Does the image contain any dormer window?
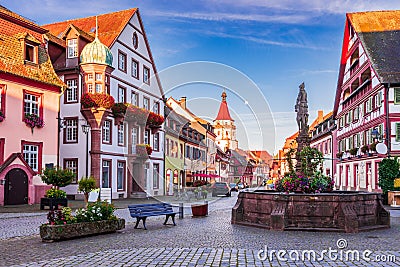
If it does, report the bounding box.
[25,44,35,62]
[67,39,78,58]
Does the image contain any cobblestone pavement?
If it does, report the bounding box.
[1,193,400,266]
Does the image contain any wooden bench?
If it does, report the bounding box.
[128,203,178,230]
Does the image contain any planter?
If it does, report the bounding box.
[114,115,125,125]
[40,218,125,242]
[40,198,68,210]
[232,191,390,233]
[191,203,208,217]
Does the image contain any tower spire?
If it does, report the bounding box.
[95,16,98,38]
[222,90,227,102]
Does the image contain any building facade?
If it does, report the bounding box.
[0,6,65,205]
[333,11,400,192]
[43,8,165,198]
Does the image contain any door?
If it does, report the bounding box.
[4,168,28,205]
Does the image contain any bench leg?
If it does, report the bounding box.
[163,215,170,225]
[142,217,147,230]
[134,218,141,229]
[163,214,177,226]
[171,214,176,226]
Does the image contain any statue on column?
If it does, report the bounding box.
[295,82,309,134]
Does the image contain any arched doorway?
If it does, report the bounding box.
[4,168,28,205]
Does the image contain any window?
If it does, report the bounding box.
[67,39,78,58]
[180,144,183,159]
[143,97,150,110]
[0,138,5,164]
[143,66,150,84]
[88,84,93,93]
[131,127,138,154]
[64,118,78,143]
[153,164,159,189]
[117,161,125,190]
[144,163,149,189]
[144,130,150,145]
[22,141,42,172]
[102,120,112,144]
[88,74,93,80]
[24,92,40,116]
[166,138,169,155]
[25,44,35,62]
[64,159,78,183]
[118,124,124,146]
[131,59,139,79]
[118,51,127,72]
[102,160,111,188]
[131,91,138,106]
[66,79,78,103]
[153,101,160,114]
[95,73,102,81]
[354,106,359,121]
[95,84,102,93]
[118,86,126,103]
[132,32,138,49]
[376,92,382,108]
[153,133,159,151]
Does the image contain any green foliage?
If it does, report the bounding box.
[78,176,97,194]
[41,167,74,188]
[75,201,116,222]
[378,157,400,193]
[285,147,296,174]
[298,146,323,177]
[45,188,66,199]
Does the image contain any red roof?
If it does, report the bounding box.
[215,92,234,121]
[42,8,137,48]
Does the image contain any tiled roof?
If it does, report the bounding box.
[44,32,66,48]
[0,32,65,88]
[349,11,400,84]
[0,5,42,32]
[42,8,137,47]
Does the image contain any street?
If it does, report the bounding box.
[0,193,400,266]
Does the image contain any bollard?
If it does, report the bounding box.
[179,202,184,219]
[204,200,208,216]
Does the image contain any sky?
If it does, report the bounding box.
[4,0,400,154]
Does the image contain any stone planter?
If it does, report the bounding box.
[40,218,125,242]
[191,203,208,217]
[232,191,390,233]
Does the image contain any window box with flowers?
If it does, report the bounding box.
[146,112,164,133]
[136,144,152,158]
[81,93,115,109]
[125,104,149,125]
[39,202,125,242]
[0,110,4,122]
[24,113,44,133]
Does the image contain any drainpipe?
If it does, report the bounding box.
[57,85,67,167]
[385,83,390,156]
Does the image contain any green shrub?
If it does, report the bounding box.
[41,166,74,188]
[75,201,116,222]
[45,188,66,198]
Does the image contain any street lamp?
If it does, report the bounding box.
[371,128,381,142]
[81,124,90,178]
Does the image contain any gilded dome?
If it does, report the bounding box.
[80,37,113,67]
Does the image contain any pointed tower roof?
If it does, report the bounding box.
[215,91,234,121]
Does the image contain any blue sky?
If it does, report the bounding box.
[4,0,400,154]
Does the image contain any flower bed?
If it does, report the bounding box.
[39,201,125,241]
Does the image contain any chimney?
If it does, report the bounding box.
[180,97,187,109]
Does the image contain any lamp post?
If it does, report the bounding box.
[82,124,90,178]
[216,157,221,181]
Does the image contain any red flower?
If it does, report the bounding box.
[81,93,115,109]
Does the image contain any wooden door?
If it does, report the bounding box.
[4,168,28,205]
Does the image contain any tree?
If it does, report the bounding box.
[40,167,74,189]
[78,176,97,208]
[298,146,324,177]
[378,158,400,194]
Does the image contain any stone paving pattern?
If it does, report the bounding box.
[0,193,399,266]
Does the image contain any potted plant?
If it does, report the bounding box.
[336,151,344,159]
[369,142,377,153]
[40,167,74,210]
[78,176,97,208]
[191,203,208,217]
[24,113,44,133]
[361,145,369,154]
[349,147,358,157]
[81,93,115,109]
[111,103,128,125]
[40,202,125,242]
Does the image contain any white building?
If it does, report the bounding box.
[44,8,165,198]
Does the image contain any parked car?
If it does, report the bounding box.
[229,183,238,192]
[237,183,244,189]
[211,182,231,197]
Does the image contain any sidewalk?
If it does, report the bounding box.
[0,194,220,214]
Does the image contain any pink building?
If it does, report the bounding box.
[333,11,400,191]
[0,6,65,205]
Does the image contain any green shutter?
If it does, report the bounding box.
[395,88,400,104]
[396,123,400,142]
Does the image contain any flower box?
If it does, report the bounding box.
[40,218,125,242]
[191,203,208,217]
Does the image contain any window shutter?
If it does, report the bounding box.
[396,123,400,142]
[395,88,400,104]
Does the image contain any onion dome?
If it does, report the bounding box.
[80,36,113,67]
